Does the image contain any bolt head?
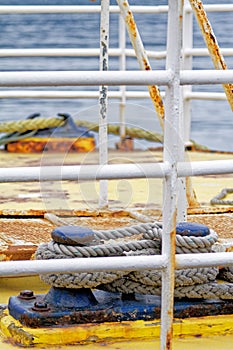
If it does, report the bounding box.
[32,300,50,312]
[34,301,48,309]
[18,290,35,300]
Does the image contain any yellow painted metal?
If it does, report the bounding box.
[0,277,49,305]
[6,136,95,153]
[1,277,233,349]
[0,149,231,211]
[1,277,233,347]
[189,0,233,111]
[1,309,233,348]
[2,328,233,350]
[2,335,233,350]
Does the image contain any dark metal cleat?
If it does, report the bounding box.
[176,222,210,237]
[51,226,97,246]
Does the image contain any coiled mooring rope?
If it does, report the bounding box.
[34,221,233,300]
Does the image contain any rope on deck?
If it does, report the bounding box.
[35,222,233,300]
[0,117,64,133]
[0,117,212,153]
[0,117,163,143]
[210,188,233,206]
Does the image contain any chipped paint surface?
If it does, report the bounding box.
[6,137,95,153]
[189,0,233,111]
[125,10,137,38]
[0,245,36,261]
[148,85,165,125]
[2,307,233,348]
[165,211,177,350]
[186,177,200,208]
[117,0,165,128]
[2,275,233,348]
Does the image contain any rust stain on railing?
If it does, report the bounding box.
[118,0,165,129]
[189,0,233,111]
[118,0,199,210]
[125,9,137,38]
[163,210,177,350]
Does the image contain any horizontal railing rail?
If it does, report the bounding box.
[1,48,233,58]
[0,4,233,14]
[1,251,233,277]
[0,5,169,14]
[0,159,232,182]
[0,70,233,86]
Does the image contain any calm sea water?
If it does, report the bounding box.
[0,0,232,151]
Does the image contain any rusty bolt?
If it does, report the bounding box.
[32,300,50,312]
[18,290,35,300]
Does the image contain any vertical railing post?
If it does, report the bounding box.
[119,15,126,140]
[161,0,183,348]
[178,0,188,221]
[99,0,110,208]
[182,0,193,146]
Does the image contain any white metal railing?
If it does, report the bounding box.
[0,2,233,350]
[0,3,232,143]
[0,158,232,182]
[2,251,233,277]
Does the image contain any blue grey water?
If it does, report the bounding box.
[0,0,232,152]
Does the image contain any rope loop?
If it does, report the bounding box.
[35,221,233,299]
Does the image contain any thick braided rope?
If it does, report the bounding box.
[35,223,229,300]
[0,118,163,143]
[45,214,218,254]
[99,280,233,300]
[144,226,218,253]
[218,267,233,282]
[36,239,161,260]
[41,271,128,289]
[130,268,219,288]
[0,118,209,150]
[97,268,218,295]
[175,283,233,300]
[0,117,64,133]
[36,229,161,288]
[92,222,159,240]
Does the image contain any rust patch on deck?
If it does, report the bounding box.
[0,206,232,261]
[6,138,95,153]
[0,245,37,261]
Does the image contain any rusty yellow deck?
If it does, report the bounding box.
[0,148,232,212]
[0,149,233,349]
[0,148,232,256]
[1,277,233,349]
